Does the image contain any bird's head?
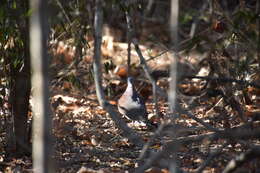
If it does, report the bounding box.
[127,76,134,85]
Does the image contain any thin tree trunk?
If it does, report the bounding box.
[169,0,179,171]
[30,0,53,172]
[9,0,31,155]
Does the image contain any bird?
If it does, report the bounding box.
[118,77,154,127]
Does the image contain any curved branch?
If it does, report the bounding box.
[125,10,161,117]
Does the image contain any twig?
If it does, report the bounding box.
[125,10,160,116]
[220,86,246,122]
[138,122,166,161]
[144,0,155,17]
[223,146,260,173]
[136,125,260,172]
[146,28,210,63]
[135,132,214,173]
[214,1,257,50]
[137,123,211,170]
[55,0,72,25]
[126,9,132,75]
[189,1,209,38]
[182,75,260,88]
[176,102,221,133]
[196,142,227,173]
[256,0,260,66]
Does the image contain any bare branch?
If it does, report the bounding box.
[125,10,160,116]
[146,28,210,63]
[189,1,209,38]
[176,102,221,133]
[136,125,260,172]
[125,10,132,75]
[182,75,260,89]
[55,0,72,25]
[257,0,260,66]
[196,142,228,173]
[223,147,260,173]
[138,122,166,161]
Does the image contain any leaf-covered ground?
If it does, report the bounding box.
[48,36,260,172]
[1,26,260,172]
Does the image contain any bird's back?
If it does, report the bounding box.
[118,78,148,121]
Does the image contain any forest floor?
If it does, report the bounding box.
[48,83,240,173]
[1,27,260,173]
[41,35,260,172]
